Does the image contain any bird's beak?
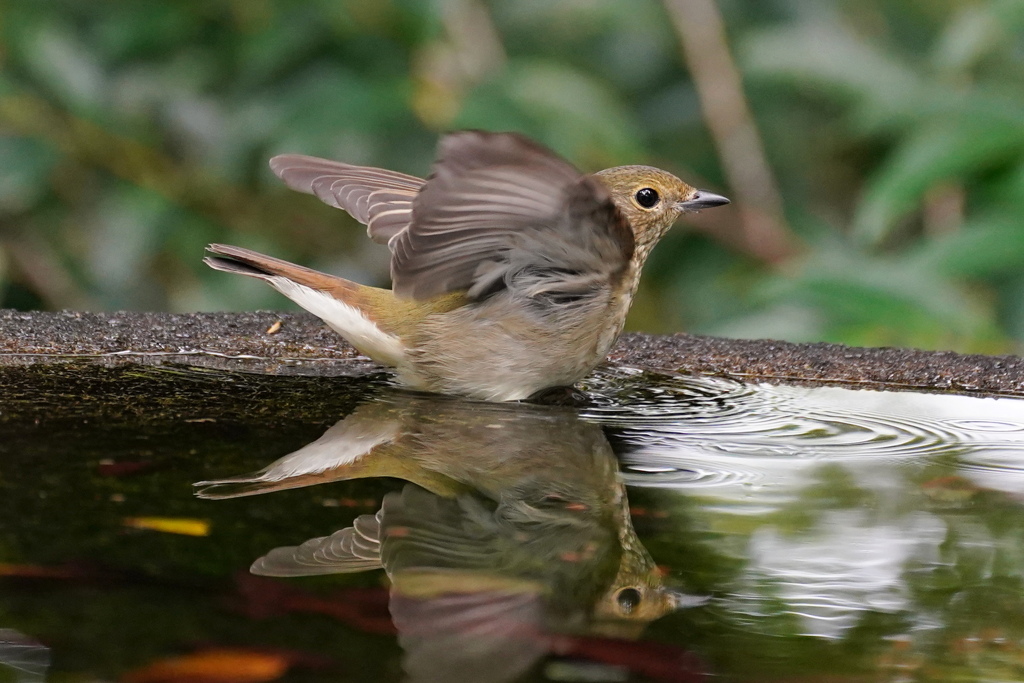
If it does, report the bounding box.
[666,588,712,610]
[679,190,730,211]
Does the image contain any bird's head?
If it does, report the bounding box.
[593,165,729,254]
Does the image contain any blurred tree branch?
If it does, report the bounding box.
[663,0,800,264]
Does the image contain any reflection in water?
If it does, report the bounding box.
[197,393,695,683]
[585,372,1024,499]
[0,630,49,683]
[9,365,1024,681]
[584,370,1024,647]
[184,368,1024,679]
[728,509,947,639]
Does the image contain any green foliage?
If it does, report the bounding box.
[1,0,1022,353]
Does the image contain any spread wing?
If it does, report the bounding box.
[270,132,635,302]
[390,131,635,300]
[269,154,425,245]
[250,511,383,576]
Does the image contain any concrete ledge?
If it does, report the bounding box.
[2,309,1023,398]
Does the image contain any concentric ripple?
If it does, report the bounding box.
[581,367,1024,496]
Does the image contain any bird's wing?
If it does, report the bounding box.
[391,590,546,683]
[390,130,635,300]
[270,154,425,245]
[250,511,384,576]
[381,484,551,683]
[377,485,505,574]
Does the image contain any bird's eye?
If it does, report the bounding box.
[616,587,642,614]
[634,188,660,208]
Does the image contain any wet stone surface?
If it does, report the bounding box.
[2,309,1023,397]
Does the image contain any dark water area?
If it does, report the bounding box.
[2,365,1024,682]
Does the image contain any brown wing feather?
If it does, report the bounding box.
[390,131,635,301]
[270,154,425,245]
[250,512,383,576]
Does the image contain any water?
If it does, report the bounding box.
[3,365,1024,682]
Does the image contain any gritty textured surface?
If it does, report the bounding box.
[2,309,1023,397]
[612,332,1024,397]
[0,309,370,376]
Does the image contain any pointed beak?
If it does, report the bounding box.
[667,589,712,610]
[679,190,730,211]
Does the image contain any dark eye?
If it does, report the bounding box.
[616,587,642,614]
[635,187,659,208]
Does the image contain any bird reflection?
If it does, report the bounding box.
[196,393,693,683]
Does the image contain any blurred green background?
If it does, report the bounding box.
[1,0,1023,354]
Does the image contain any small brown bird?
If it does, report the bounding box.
[206,131,728,400]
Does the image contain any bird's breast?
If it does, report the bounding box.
[397,285,631,401]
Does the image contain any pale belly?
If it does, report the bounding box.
[398,293,630,401]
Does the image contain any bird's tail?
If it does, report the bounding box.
[205,243,407,366]
[205,243,341,287]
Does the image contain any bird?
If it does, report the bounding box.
[205,130,729,401]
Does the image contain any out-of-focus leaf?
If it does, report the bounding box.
[269,65,409,160]
[852,118,1024,245]
[491,0,631,40]
[742,20,922,129]
[444,83,533,140]
[801,260,982,330]
[994,162,1024,204]
[647,234,759,332]
[111,51,222,123]
[234,11,328,91]
[90,5,200,62]
[0,137,58,213]
[752,240,998,349]
[932,4,1004,74]
[913,212,1024,279]
[705,303,825,345]
[86,184,173,308]
[122,517,211,537]
[458,60,643,167]
[933,0,1024,73]
[120,649,289,683]
[18,22,107,114]
[0,72,16,97]
[997,275,1024,342]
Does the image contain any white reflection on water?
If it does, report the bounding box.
[0,629,50,683]
[586,373,1024,511]
[729,510,947,639]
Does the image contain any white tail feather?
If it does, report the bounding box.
[268,276,406,366]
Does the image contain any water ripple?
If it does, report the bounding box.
[581,367,1024,495]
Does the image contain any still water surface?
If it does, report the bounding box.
[3,366,1024,682]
